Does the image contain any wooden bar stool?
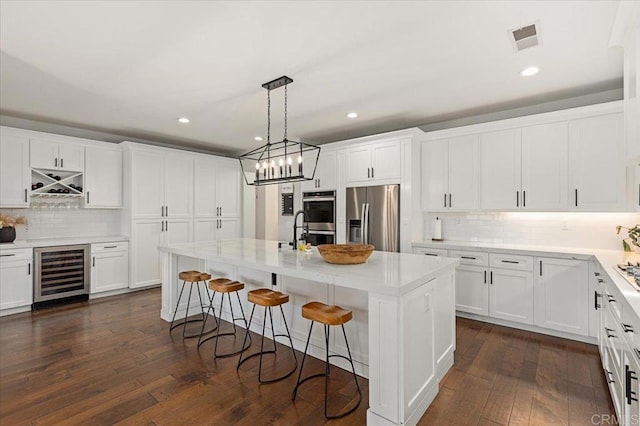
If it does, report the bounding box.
[236,288,298,383]
[169,270,213,339]
[198,278,251,358]
[291,301,362,419]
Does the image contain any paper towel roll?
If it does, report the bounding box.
[432,217,442,241]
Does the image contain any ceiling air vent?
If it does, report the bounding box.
[510,23,540,52]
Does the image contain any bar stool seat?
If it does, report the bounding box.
[237,288,297,384]
[170,270,214,339]
[198,278,251,358]
[292,301,362,419]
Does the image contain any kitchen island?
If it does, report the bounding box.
[159,238,458,425]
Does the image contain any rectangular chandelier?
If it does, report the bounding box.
[238,76,321,186]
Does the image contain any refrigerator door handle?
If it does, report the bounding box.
[360,203,367,244]
[364,203,370,244]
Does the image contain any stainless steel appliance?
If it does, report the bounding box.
[302,191,336,246]
[346,185,400,252]
[34,244,90,305]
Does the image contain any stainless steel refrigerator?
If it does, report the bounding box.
[346,185,400,252]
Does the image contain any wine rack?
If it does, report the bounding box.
[30,168,84,198]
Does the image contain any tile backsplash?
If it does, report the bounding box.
[0,208,122,240]
[423,212,640,250]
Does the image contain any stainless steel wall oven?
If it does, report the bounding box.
[302,190,336,246]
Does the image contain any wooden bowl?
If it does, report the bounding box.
[316,244,375,265]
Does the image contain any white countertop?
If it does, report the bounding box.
[412,239,640,319]
[0,235,128,249]
[160,238,459,296]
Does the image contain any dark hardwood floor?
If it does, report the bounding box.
[0,288,614,425]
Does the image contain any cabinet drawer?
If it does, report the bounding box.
[621,301,640,352]
[489,253,533,271]
[448,250,488,266]
[91,241,128,253]
[0,248,32,262]
[604,279,624,321]
[413,247,448,257]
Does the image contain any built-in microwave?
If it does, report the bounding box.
[302,191,336,245]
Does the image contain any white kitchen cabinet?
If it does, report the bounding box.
[433,271,456,381]
[302,150,337,191]
[534,257,589,336]
[130,220,163,288]
[421,135,479,211]
[84,146,122,208]
[0,248,32,314]
[130,150,193,219]
[345,140,401,185]
[30,138,84,172]
[623,342,640,426]
[489,268,533,325]
[194,218,239,242]
[0,128,30,208]
[333,286,368,365]
[480,129,522,210]
[455,265,488,316]
[215,164,240,218]
[91,242,128,293]
[569,113,625,211]
[521,122,568,210]
[165,219,193,247]
[194,158,240,219]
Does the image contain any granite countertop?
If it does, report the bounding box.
[160,238,459,296]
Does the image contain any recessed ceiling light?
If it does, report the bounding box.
[347,112,358,118]
[177,117,190,124]
[520,66,540,77]
[254,136,263,141]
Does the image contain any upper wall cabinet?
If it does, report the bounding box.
[130,149,193,219]
[30,138,84,172]
[0,128,30,208]
[421,135,479,211]
[302,150,337,191]
[345,140,401,185]
[194,158,240,219]
[84,146,122,208]
[569,113,625,211]
[480,129,522,210]
[520,122,569,210]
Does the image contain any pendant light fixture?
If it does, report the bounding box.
[238,76,320,186]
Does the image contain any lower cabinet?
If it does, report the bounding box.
[91,242,129,293]
[489,267,533,324]
[0,248,32,314]
[194,218,240,242]
[455,265,488,315]
[534,257,589,336]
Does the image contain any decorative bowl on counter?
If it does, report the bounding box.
[317,244,375,265]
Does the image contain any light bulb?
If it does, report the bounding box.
[255,162,260,170]
[278,158,284,166]
[271,160,275,167]
[262,161,268,169]
[297,156,303,164]
[287,157,292,165]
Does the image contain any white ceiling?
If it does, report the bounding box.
[0,1,623,155]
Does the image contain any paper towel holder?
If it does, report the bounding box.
[432,216,444,242]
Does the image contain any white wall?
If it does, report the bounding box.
[422,212,640,250]
[1,207,122,240]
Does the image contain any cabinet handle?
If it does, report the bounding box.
[516,191,519,207]
[318,179,320,188]
[635,349,640,361]
[448,193,452,208]
[605,327,616,338]
[0,254,15,257]
[28,263,31,275]
[484,270,487,284]
[103,245,117,249]
[607,294,616,303]
[161,221,164,232]
[61,158,64,168]
[423,253,438,256]
[161,206,164,217]
[594,291,601,310]
[597,278,604,284]
[575,189,578,207]
[606,369,615,384]
[444,193,447,208]
[54,158,58,167]
[501,260,519,264]
[24,188,27,203]
[623,323,635,333]
[539,260,542,276]
[87,191,90,204]
[92,256,95,267]
[165,221,168,231]
[523,190,526,207]
[461,256,476,260]
[372,168,374,178]
[490,271,493,285]
[594,272,601,277]
[626,365,638,405]
[166,206,168,216]
[367,168,370,178]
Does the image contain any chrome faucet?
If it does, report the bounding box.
[292,210,309,249]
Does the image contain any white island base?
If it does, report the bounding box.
[159,239,458,425]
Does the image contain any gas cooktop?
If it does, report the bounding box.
[615,263,640,292]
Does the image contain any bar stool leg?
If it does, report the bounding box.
[341,324,362,407]
[205,291,251,358]
[169,280,188,331]
[197,289,219,347]
[292,322,315,400]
